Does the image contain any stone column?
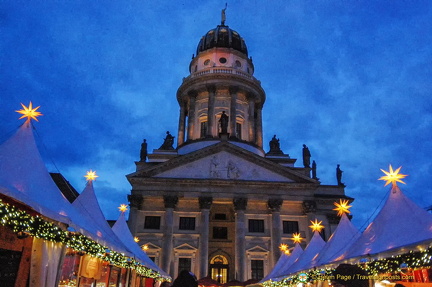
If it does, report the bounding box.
[256,107,263,147]
[127,194,143,234]
[187,92,197,141]
[162,195,178,273]
[268,199,283,266]
[198,197,212,278]
[229,87,238,137]
[207,86,216,138]
[177,103,186,146]
[233,197,247,281]
[248,98,255,142]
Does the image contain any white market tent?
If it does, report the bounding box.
[260,243,303,283]
[263,180,432,284]
[341,184,432,260]
[314,212,360,265]
[0,122,105,242]
[72,181,134,258]
[282,231,326,275]
[112,211,170,278]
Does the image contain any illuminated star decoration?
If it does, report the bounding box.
[309,219,324,232]
[379,165,407,187]
[142,244,149,251]
[333,199,352,217]
[84,170,99,182]
[291,232,303,244]
[134,237,139,243]
[279,243,290,254]
[118,204,128,213]
[16,102,43,122]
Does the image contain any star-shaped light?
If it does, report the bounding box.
[134,237,139,243]
[279,243,290,255]
[333,199,352,217]
[84,170,98,181]
[309,219,324,232]
[291,232,303,244]
[379,165,407,187]
[118,204,128,213]
[16,102,43,122]
[142,244,149,251]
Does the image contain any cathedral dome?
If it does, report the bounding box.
[196,25,248,56]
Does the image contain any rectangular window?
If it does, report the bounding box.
[251,260,264,280]
[282,221,299,234]
[214,213,227,220]
[248,219,264,233]
[213,227,228,239]
[178,258,192,273]
[179,217,196,230]
[200,121,208,138]
[236,123,242,139]
[144,216,161,230]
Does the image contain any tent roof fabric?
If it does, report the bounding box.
[112,212,170,278]
[342,185,432,259]
[0,123,132,258]
[281,232,325,276]
[315,213,360,265]
[261,243,303,282]
[72,182,134,257]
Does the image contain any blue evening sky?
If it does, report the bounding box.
[1,1,431,229]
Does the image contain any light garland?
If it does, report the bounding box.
[262,248,432,286]
[0,199,169,281]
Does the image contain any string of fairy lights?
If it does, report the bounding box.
[0,198,167,279]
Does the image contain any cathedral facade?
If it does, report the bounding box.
[126,18,350,283]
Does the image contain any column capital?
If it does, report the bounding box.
[233,197,248,211]
[267,199,283,212]
[163,195,179,209]
[206,85,217,94]
[302,200,317,214]
[229,86,239,94]
[128,194,143,210]
[188,90,198,98]
[199,196,213,209]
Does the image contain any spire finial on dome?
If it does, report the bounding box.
[221,3,227,26]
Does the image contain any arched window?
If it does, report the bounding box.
[210,255,228,283]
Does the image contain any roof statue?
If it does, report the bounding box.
[221,3,227,26]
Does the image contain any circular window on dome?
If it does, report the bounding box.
[204,59,210,66]
[235,60,241,68]
[219,57,227,64]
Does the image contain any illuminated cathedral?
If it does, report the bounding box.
[126,13,349,283]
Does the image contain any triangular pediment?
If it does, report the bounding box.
[174,243,197,251]
[247,245,269,253]
[128,142,316,184]
[143,242,161,250]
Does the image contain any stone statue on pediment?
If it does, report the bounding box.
[159,131,175,150]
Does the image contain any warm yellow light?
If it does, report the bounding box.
[16,102,43,122]
[279,243,290,255]
[84,170,99,181]
[333,199,352,216]
[118,204,128,213]
[309,219,324,232]
[142,244,148,251]
[134,237,139,243]
[291,232,303,244]
[379,165,407,187]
